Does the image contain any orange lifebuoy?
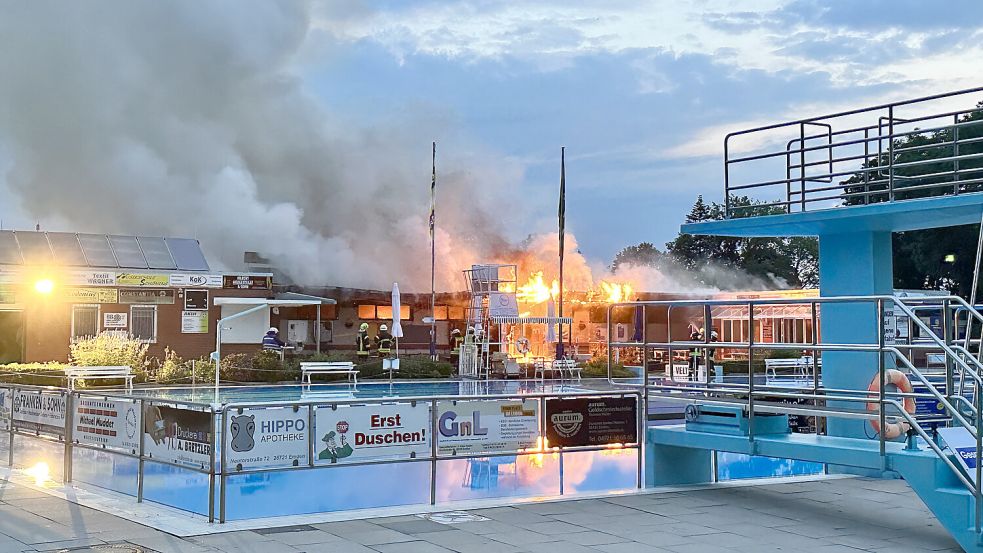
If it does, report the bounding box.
[867,369,916,439]
[515,337,531,355]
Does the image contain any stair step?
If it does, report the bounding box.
[936,486,975,497]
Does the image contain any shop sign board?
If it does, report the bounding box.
[545,397,638,448]
[170,274,223,288]
[436,399,539,456]
[314,403,430,464]
[12,389,67,436]
[118,289,175,304]
[116,273,170,287]
[184,290,208,310]
[65,287,118,303]
[940,427,977,482]
[226,406,310,471]
[68,271,116,286]
[223,275,272,290]
[73,397,141,452]
[143,404,212,470]
[103,312,128,329]
[181,310,209,333]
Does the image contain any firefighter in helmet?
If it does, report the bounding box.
[375,324,393,357]
[451,328,463,356]
[356,322,371,358]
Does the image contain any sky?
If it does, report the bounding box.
[300,0,983,261]
[1,0,982,285]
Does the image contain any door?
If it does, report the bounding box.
[0,311,25,364]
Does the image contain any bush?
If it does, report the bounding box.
[581,357,637,378]
[70,333,149,371]
[0,362,72,386]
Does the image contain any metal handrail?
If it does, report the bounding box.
[721,86,983,217]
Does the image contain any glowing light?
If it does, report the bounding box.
[33,279,55,295]
[514,272,559,304]
[26,462,49,486]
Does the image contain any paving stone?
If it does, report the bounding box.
[370,541,456,553]
[560,531,628,546]
[377,520,453,535]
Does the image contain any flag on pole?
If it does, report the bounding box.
[429,142,436,239]
[429,141,438,360]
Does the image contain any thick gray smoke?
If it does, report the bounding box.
[0,1,528,290]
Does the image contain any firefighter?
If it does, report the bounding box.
[375,324,393,357]
[688,324,702,381]
[356,322,371,358]
[451,328,464,358]
[262,327,285,352]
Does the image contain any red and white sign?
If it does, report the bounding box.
[314,403,430,464]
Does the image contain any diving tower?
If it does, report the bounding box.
[622,87,983,551]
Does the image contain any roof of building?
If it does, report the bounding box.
[0,231,209,271]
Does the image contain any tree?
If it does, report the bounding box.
[611,242,665,273]
[663,195,818,289]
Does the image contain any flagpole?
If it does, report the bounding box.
[557,147,565,360]
[430,142,438,362]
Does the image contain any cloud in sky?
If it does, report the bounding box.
[1,0,982,279]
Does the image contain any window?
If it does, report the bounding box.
[433,306,449,320]
[71,304,99,340]
[130,305,158,342]
[358,305,410,320]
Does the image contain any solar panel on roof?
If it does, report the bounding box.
[137,236,177,270]
[15,232,53,265]
[166,238,209,271]
[77,234,118,267]
[46,233,87,266]
[0,231,22,265]
[108,235,148,269]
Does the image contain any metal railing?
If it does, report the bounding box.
[606,294,983,534]
[722,86,983,217]
[0,384,644,524]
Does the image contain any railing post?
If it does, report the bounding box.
[863,128,870,205]
[975,375,981,536]
[724,138,731,218]
[63,391,73,483]
[811,301,821,436]
[954,113,961,195]
[7,388,13,467]
[430,398,438,506]
[888,106,896,202]
[877,299,886,458]
[607,305,613,381]
[216,407,224,523]
[747,302,755,444]
[799,123,806,212]
[636,391,644,489]
[137,398,145,503]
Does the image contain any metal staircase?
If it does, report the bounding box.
[608,294,983,551]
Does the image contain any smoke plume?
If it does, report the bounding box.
[0,1,530,291]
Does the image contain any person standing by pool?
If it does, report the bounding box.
[356,322,371,359]
[375,324,393,357]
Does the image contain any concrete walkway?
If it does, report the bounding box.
[0,476,962,552]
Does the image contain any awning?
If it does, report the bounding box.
[491,316,573,324]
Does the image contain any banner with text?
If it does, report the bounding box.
[315,403,430,464]
[545,397,638,448]
[226,406,310,471]
[436,399,539,456]
[143,404,212,470]
[12,389,67,436]
[74,397,141,452]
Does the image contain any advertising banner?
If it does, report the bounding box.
[103,312,128,329]
[545,397,638,448]
[119,289,175,304]
[223,275,272,290]
[170,273,223,288]
[436,399,539,456]
[226,407,310,471]
[12,389,67,436]
[68,270,116,286]
[116,273,170,287]
[314,403,430,464]
[487,293,519,318]
[181,311,209,333]
[184,290,209,310]
[940,427,977,482]
[73,397,141,452]
[143,404,212,470]
[64,287,118,304]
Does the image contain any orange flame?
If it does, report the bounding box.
[512,271,559,304]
